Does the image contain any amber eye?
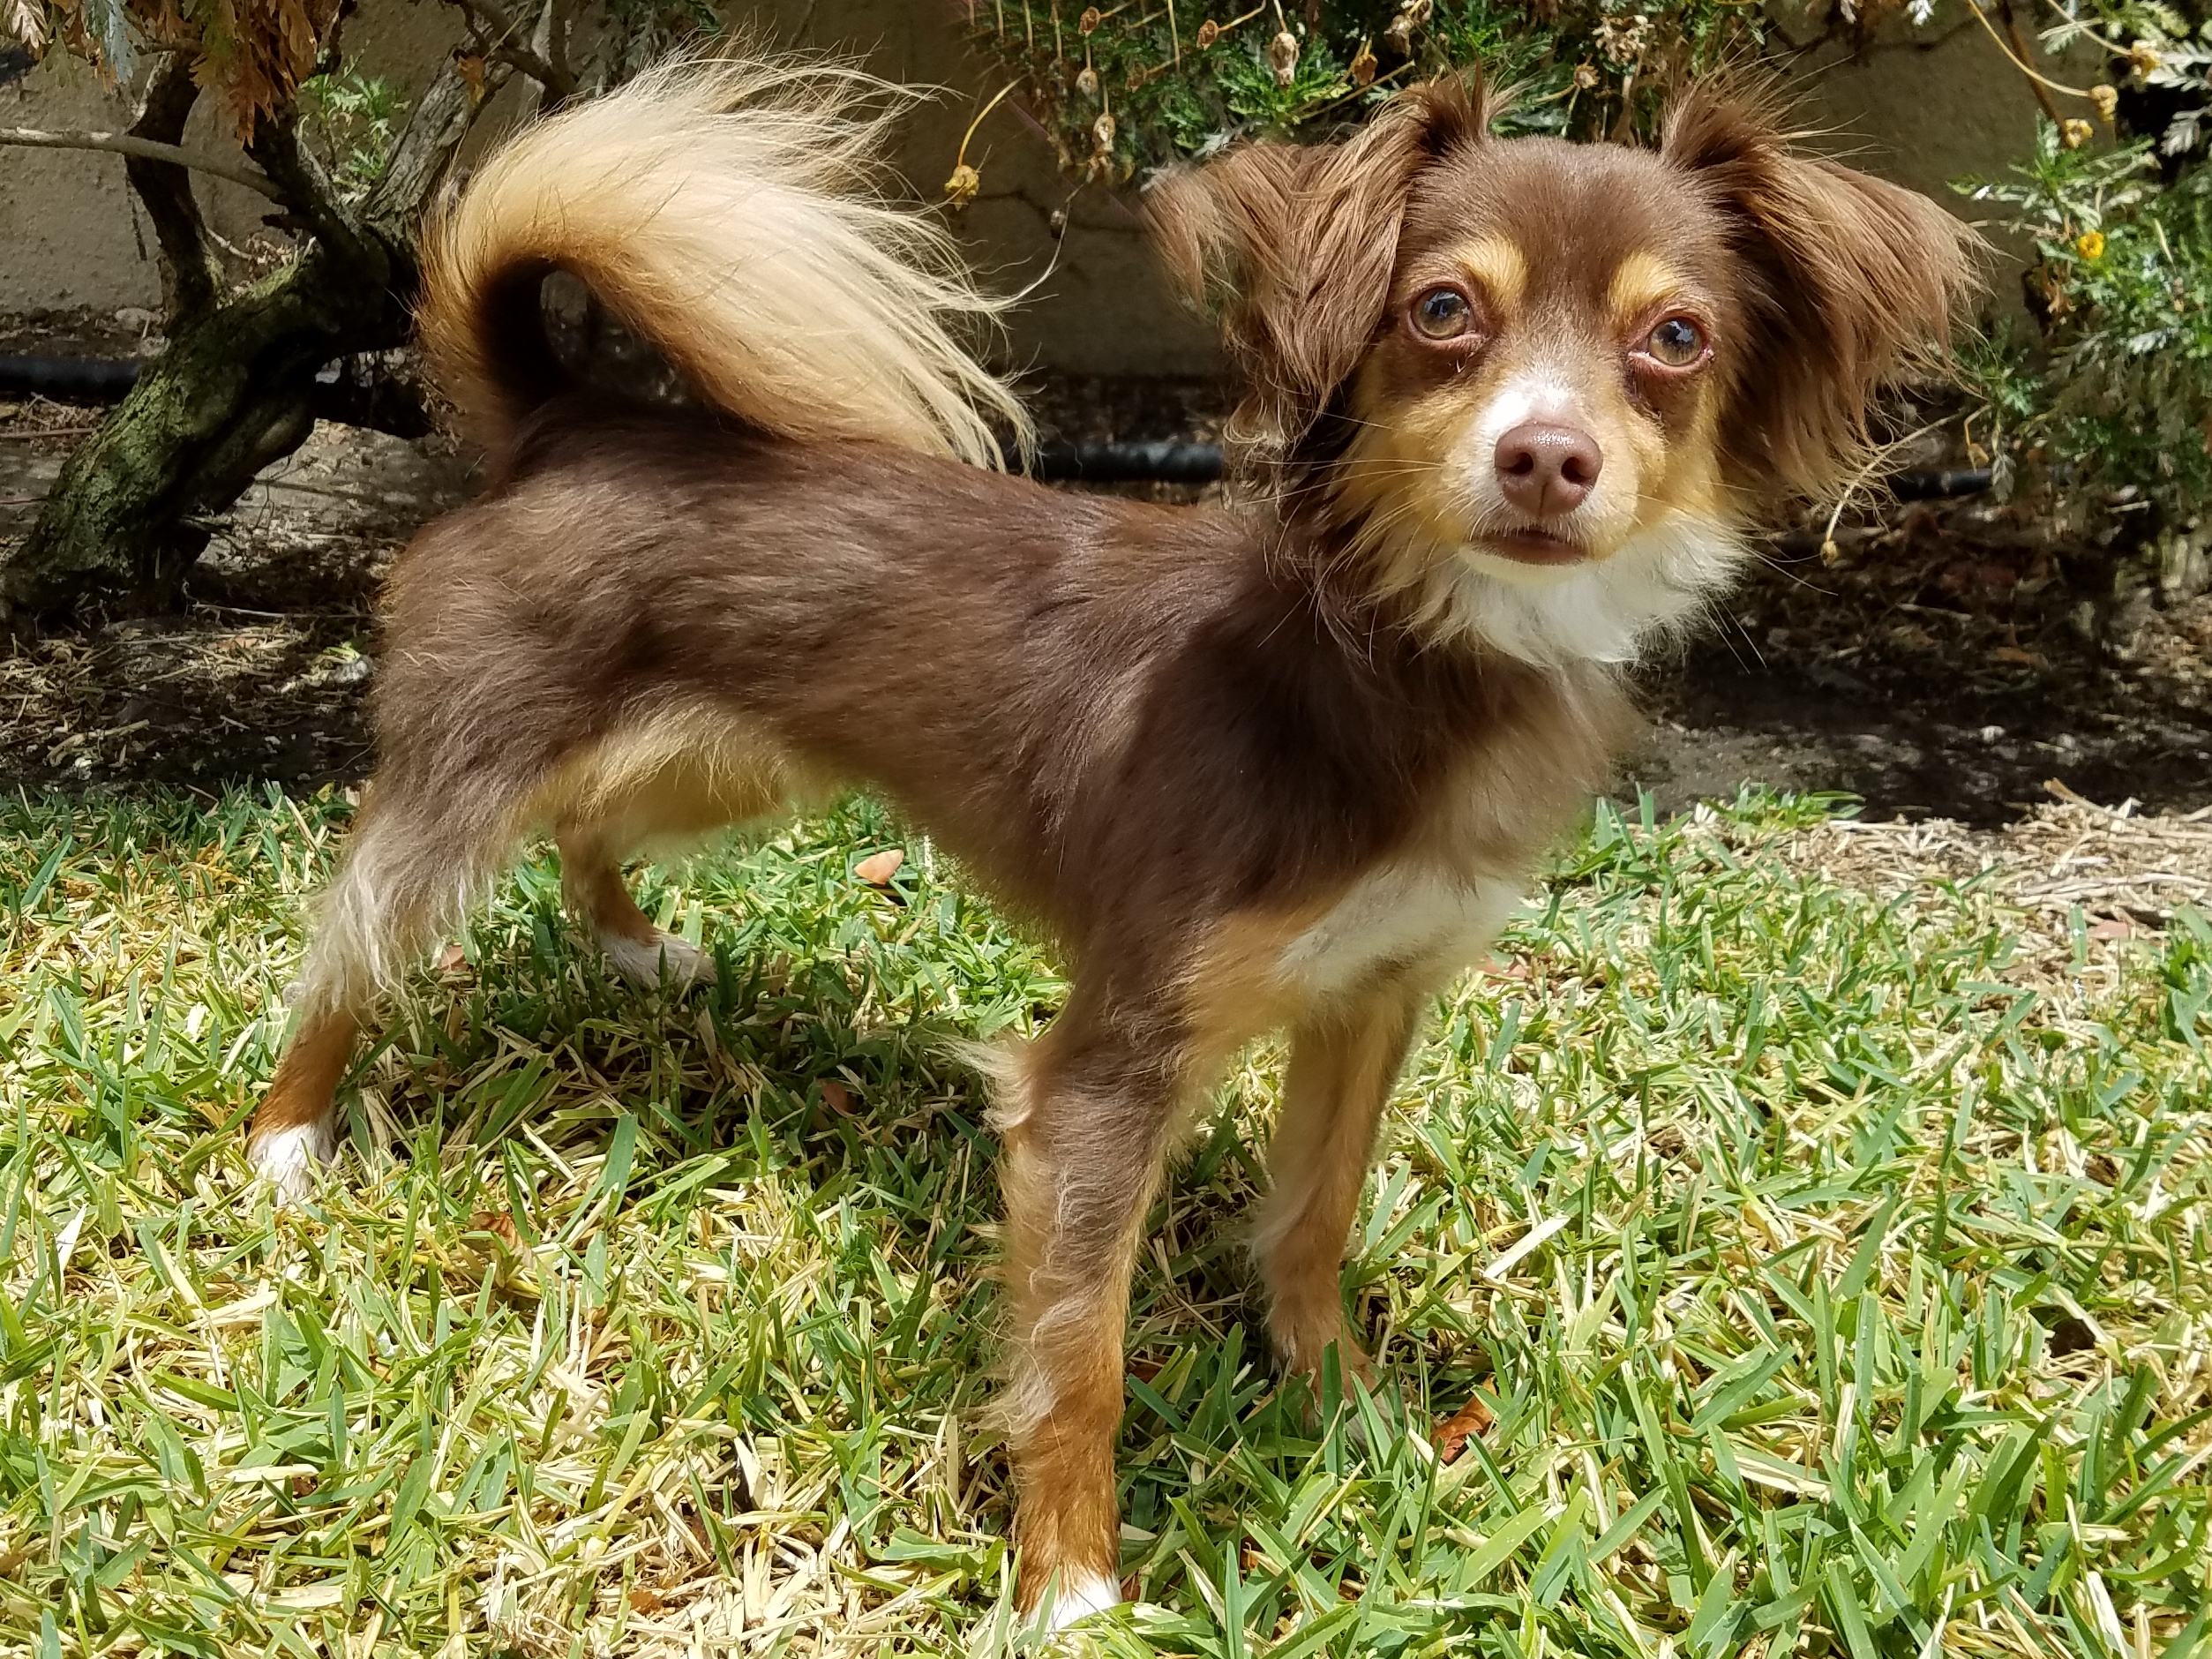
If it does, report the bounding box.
[1643,315,1707,367]
[1411,287,1473,341]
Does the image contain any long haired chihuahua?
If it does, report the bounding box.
[247,57,1976,1625]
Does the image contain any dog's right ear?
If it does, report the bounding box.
[1660,78,1983,499]
[1145,76,1490,456]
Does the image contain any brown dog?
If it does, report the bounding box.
[246,57,1976,1625]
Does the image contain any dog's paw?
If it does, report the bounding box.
[601,929,718,991]
[250,1118,337,1202]
[1034,1570,1122,1633]
[1270,1315,1377,1392]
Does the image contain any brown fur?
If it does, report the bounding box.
[247,64,1977,1620]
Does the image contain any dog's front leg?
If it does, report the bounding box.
[1250,987,1427,1385]
[992,1010,1180,1628]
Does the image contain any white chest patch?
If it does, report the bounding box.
[1278,865,1524,1001]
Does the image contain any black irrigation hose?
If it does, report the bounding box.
[0,355,140,403]
[0,356,1998,502]
[1028,439,1226,484]
[1029,442,1998,501]
[1888,465,1996,500]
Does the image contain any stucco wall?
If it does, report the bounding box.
[0,1,2071,372]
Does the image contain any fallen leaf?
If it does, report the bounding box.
[854,848,904,885]
[1433,1396,1495,1465]
[2088,917,2136,942]
[628,1588,664,1615]
[1991,646,2048,668]
[470,1210,522,1250]
[821,1079,856,1115]
[435,942,467,972]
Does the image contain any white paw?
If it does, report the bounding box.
[251,1120,336,1202]
[1037,1571,1122,1632]
[601,929,717,990]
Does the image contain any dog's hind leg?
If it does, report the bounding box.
[555,819,717,990]
[248,776,536,1197]
[1250,986,1426,1385]
[548,717,804,991]
[251,1002,364,1201]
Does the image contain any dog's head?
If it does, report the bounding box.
[1146,77,1980,666]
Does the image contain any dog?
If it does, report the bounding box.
[245,56,1977,1626]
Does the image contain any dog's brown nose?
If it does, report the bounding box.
[1495,423,1601,517]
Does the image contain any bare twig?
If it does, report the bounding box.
[440,0,577,100]
[0,125,287,200]
[1998,0,2066,124]
[1961,0,2092,106]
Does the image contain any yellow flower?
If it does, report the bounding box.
[2076,229,2107,260]
[2061,117,2095,148]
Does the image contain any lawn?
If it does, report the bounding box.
[0,785,2206,1658]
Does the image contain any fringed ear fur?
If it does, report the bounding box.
[1143,75,1493,464]
[1660,78,1984,501]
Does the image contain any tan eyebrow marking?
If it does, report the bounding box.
[1608,251,1691,327]
[1443,235,1526,312]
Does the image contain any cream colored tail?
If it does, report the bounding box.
[419,56,1029,468]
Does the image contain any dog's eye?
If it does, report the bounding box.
[1643,316,1706,367]
[1410,288,1473,341]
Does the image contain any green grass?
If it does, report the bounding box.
[0,785,2207,1658]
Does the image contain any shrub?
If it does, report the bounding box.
[1954,0,2212,607]
[955,0,1770,182]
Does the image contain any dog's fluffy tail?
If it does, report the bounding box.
[419,56,1029,468]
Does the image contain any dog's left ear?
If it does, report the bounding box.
[1661,80,1983,499]
[1145,76,1489,457]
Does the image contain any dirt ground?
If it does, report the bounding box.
[4,363,2209,837]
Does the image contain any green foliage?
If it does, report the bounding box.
[1,784,2206,1653]
[2044,0,2212,159]
[598,0,729,85]
[296,71,409,199]
[1958,121,2212,534]
[1952,0,2212,548]
[960,0,1767,183]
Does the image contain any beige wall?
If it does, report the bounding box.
[0,1,2072,370]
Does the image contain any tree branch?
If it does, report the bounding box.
[125,52,228,327]
[244,109,380,272]
[528,0,574,115]
[441,0,577,100]
[0,125,288,200]
[365,53,515,236]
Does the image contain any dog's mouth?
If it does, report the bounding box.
[1477,527,1587,567]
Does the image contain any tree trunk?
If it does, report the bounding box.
[0,244,409,619]
[0,64,497,626]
